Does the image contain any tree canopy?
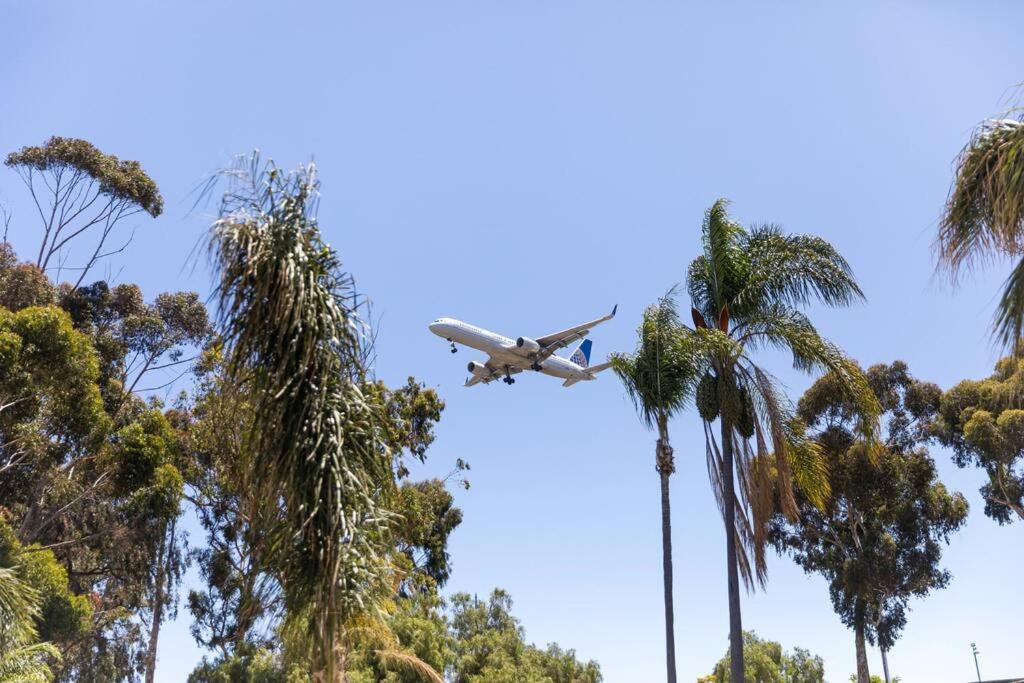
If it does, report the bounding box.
[771,362,968,682]
[698,631,824,683]
[933,355,1024,523]
[5,137,163,284]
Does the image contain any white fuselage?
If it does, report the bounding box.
[428,318,594,381]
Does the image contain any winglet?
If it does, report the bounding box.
[611,304,617,317]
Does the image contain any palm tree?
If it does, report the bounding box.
[685,199,877,683]
[207,154,395,680]
[938,99,1024,352]
[0,566,61,682]
[611,290,701,683]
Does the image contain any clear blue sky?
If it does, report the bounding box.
[2,2,1022,681]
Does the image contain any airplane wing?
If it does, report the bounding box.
[465,356,523,387]
[533,305,617,360]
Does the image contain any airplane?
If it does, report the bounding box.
[428,305,617,387]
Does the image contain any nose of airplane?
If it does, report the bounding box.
[428,320,444,335]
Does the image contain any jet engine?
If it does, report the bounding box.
[467,361,491,378]
[516,336,541,354]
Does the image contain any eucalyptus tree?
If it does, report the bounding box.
[933,354,1024,524]
[771,363,968,683]
[685,199,876,683]
[699,631,825,683]
[4,137,163,286]
[612,290,701,683]
[938,98,1024,353]
[207,154,396,679]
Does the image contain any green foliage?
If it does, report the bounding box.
[683,199,875,683]
[0,519,92,646]
[108,409,176,493]
[370,377,446,470]
[187,644,308,683]
[702,631,824,683]
[393,480,463,591]
[933,355,1024,523]
[0,245,55,311]
[0,522,75,682]
[331,588,602,682]
[345,591,451,683]
[5,137,162,217]
[771,362,968,652]
[5,137,164,285]
[385,592,452,679]
[9,553,92,644]
[183,350,284,655]
[208,155,395,673]
[0,303,106,443]
[686,199,876,586]
[183,337,464,675]
[0,241,206,680]
[611,289,702,438]
[447,590,601,683]
[938,108,1024,352]
[58,280,209,402]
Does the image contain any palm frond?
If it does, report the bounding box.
[939,114,1024,275]
[994,255,1024,354]
[736,304,880,440]
[0,644,61,683]
[785,420,830,510]
[685,201,870,597]
[689,199,747,320]
[612,289,706,429]
[746,365,797,519]
[732,226,864,316]
[373,649,444,683]
[0,566,40,645]
[703,420,766,588]
[0,567,59,683]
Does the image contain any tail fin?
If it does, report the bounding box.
[569,339,592,368]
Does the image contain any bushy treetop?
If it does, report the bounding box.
[933,355,1024,523]
[5,136,163,217]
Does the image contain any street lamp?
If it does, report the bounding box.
[971,642,981,682]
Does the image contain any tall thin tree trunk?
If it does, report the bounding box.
[854,621,870,683]
[144,517,173,683]
[880,646,891,683]
[656,418,677,683]
[720,420,744,683]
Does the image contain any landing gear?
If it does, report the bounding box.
[502,367,516,385]
[530,362,542,371]
[448,340,457,354]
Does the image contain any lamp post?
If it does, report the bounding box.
[971,642,981,682]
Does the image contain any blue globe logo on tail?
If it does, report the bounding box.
[569,339,592,368]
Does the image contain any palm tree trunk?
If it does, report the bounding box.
[854,620,870,683]
[881,646,891,683]
[656,418,677,683]
[720,420,744,683]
